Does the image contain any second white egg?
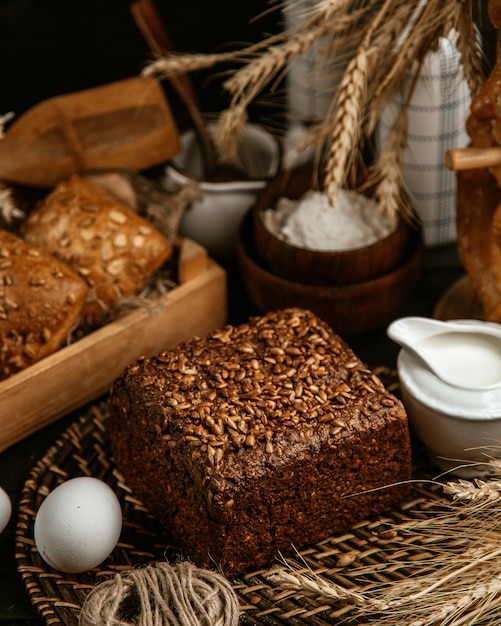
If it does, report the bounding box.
[0,486,12,534]
[34,476,122,573]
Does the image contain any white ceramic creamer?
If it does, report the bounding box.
[391,318,501,477]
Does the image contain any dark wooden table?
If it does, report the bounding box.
[0,242,466,625]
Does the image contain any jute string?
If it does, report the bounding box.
[78,561,240,626]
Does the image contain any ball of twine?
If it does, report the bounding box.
[78,560,240,626]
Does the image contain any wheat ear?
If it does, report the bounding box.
[323,49,368,204]
[213,105,248,163]
[0,183,24,223]
[453,0,486,96]
[370,105,411,223]
[372,0,456,110]
[267,568,378,607]
[142,51,240,80]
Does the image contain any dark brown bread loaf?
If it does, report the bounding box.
[110,308,411,575]
[0,229,89,380]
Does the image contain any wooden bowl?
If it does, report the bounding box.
[239,210,423,336]
[253,163,413,286]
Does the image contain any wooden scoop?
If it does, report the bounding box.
[131,0,248,181]
[0,75,180,188]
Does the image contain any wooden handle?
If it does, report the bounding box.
[445,147,501,171]
[130,0,215,169]
[130,0,200,106]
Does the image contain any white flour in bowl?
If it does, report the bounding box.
[263,189,396,251]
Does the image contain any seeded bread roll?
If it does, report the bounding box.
[110,307,411,575]
[0,230,89,380]
[21,175,173,328]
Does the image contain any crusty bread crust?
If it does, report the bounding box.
[21,175,172,328]
[0,230,89,380]
[110,308,412,574]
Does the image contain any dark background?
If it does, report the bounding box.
[0,0,284,130]
[0,2,497,624]
[0,1,496,132]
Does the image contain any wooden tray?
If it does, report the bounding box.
[0,238,227,453]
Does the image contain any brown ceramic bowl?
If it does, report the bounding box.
[239,210,423,336]
[252,163,413,286]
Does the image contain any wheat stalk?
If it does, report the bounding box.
[276,548,501,626]
[221,0,364,111]
[282,0,359,32]
[405,576,501,626]
[223,26,330,113]
[213,105,248,163]
[142,51,241,81]
[362,1,423,134]
[484,457,501,476]
[368,0,419,52]
[321,0,402,204]
[273,546,501,626]
[267,568,374,606]
[270,470,501,626]
[143,0,479,220]
[453,0,486,97]
[371,0,458,112]
[0,111,14,139]
[0,183,24,224]
[444,478,501,504]
[369,106,409,224]
[322,48,368,204]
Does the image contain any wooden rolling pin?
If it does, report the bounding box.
[445,146,501,171]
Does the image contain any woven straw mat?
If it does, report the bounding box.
[15,368,447,625]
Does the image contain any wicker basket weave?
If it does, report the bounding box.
[15,371,447,625]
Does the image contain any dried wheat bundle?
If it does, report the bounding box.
[0,181,24,224]
[144,0,484,220]
[0,111,14,139]
[0,113,21,223]
[269,459,501,626]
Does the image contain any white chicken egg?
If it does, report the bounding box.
[0,486,12,534]
[34,476,122,573]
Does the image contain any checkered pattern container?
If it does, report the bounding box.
[379,30,472,246]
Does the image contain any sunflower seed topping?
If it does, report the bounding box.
[146,309,390,472]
